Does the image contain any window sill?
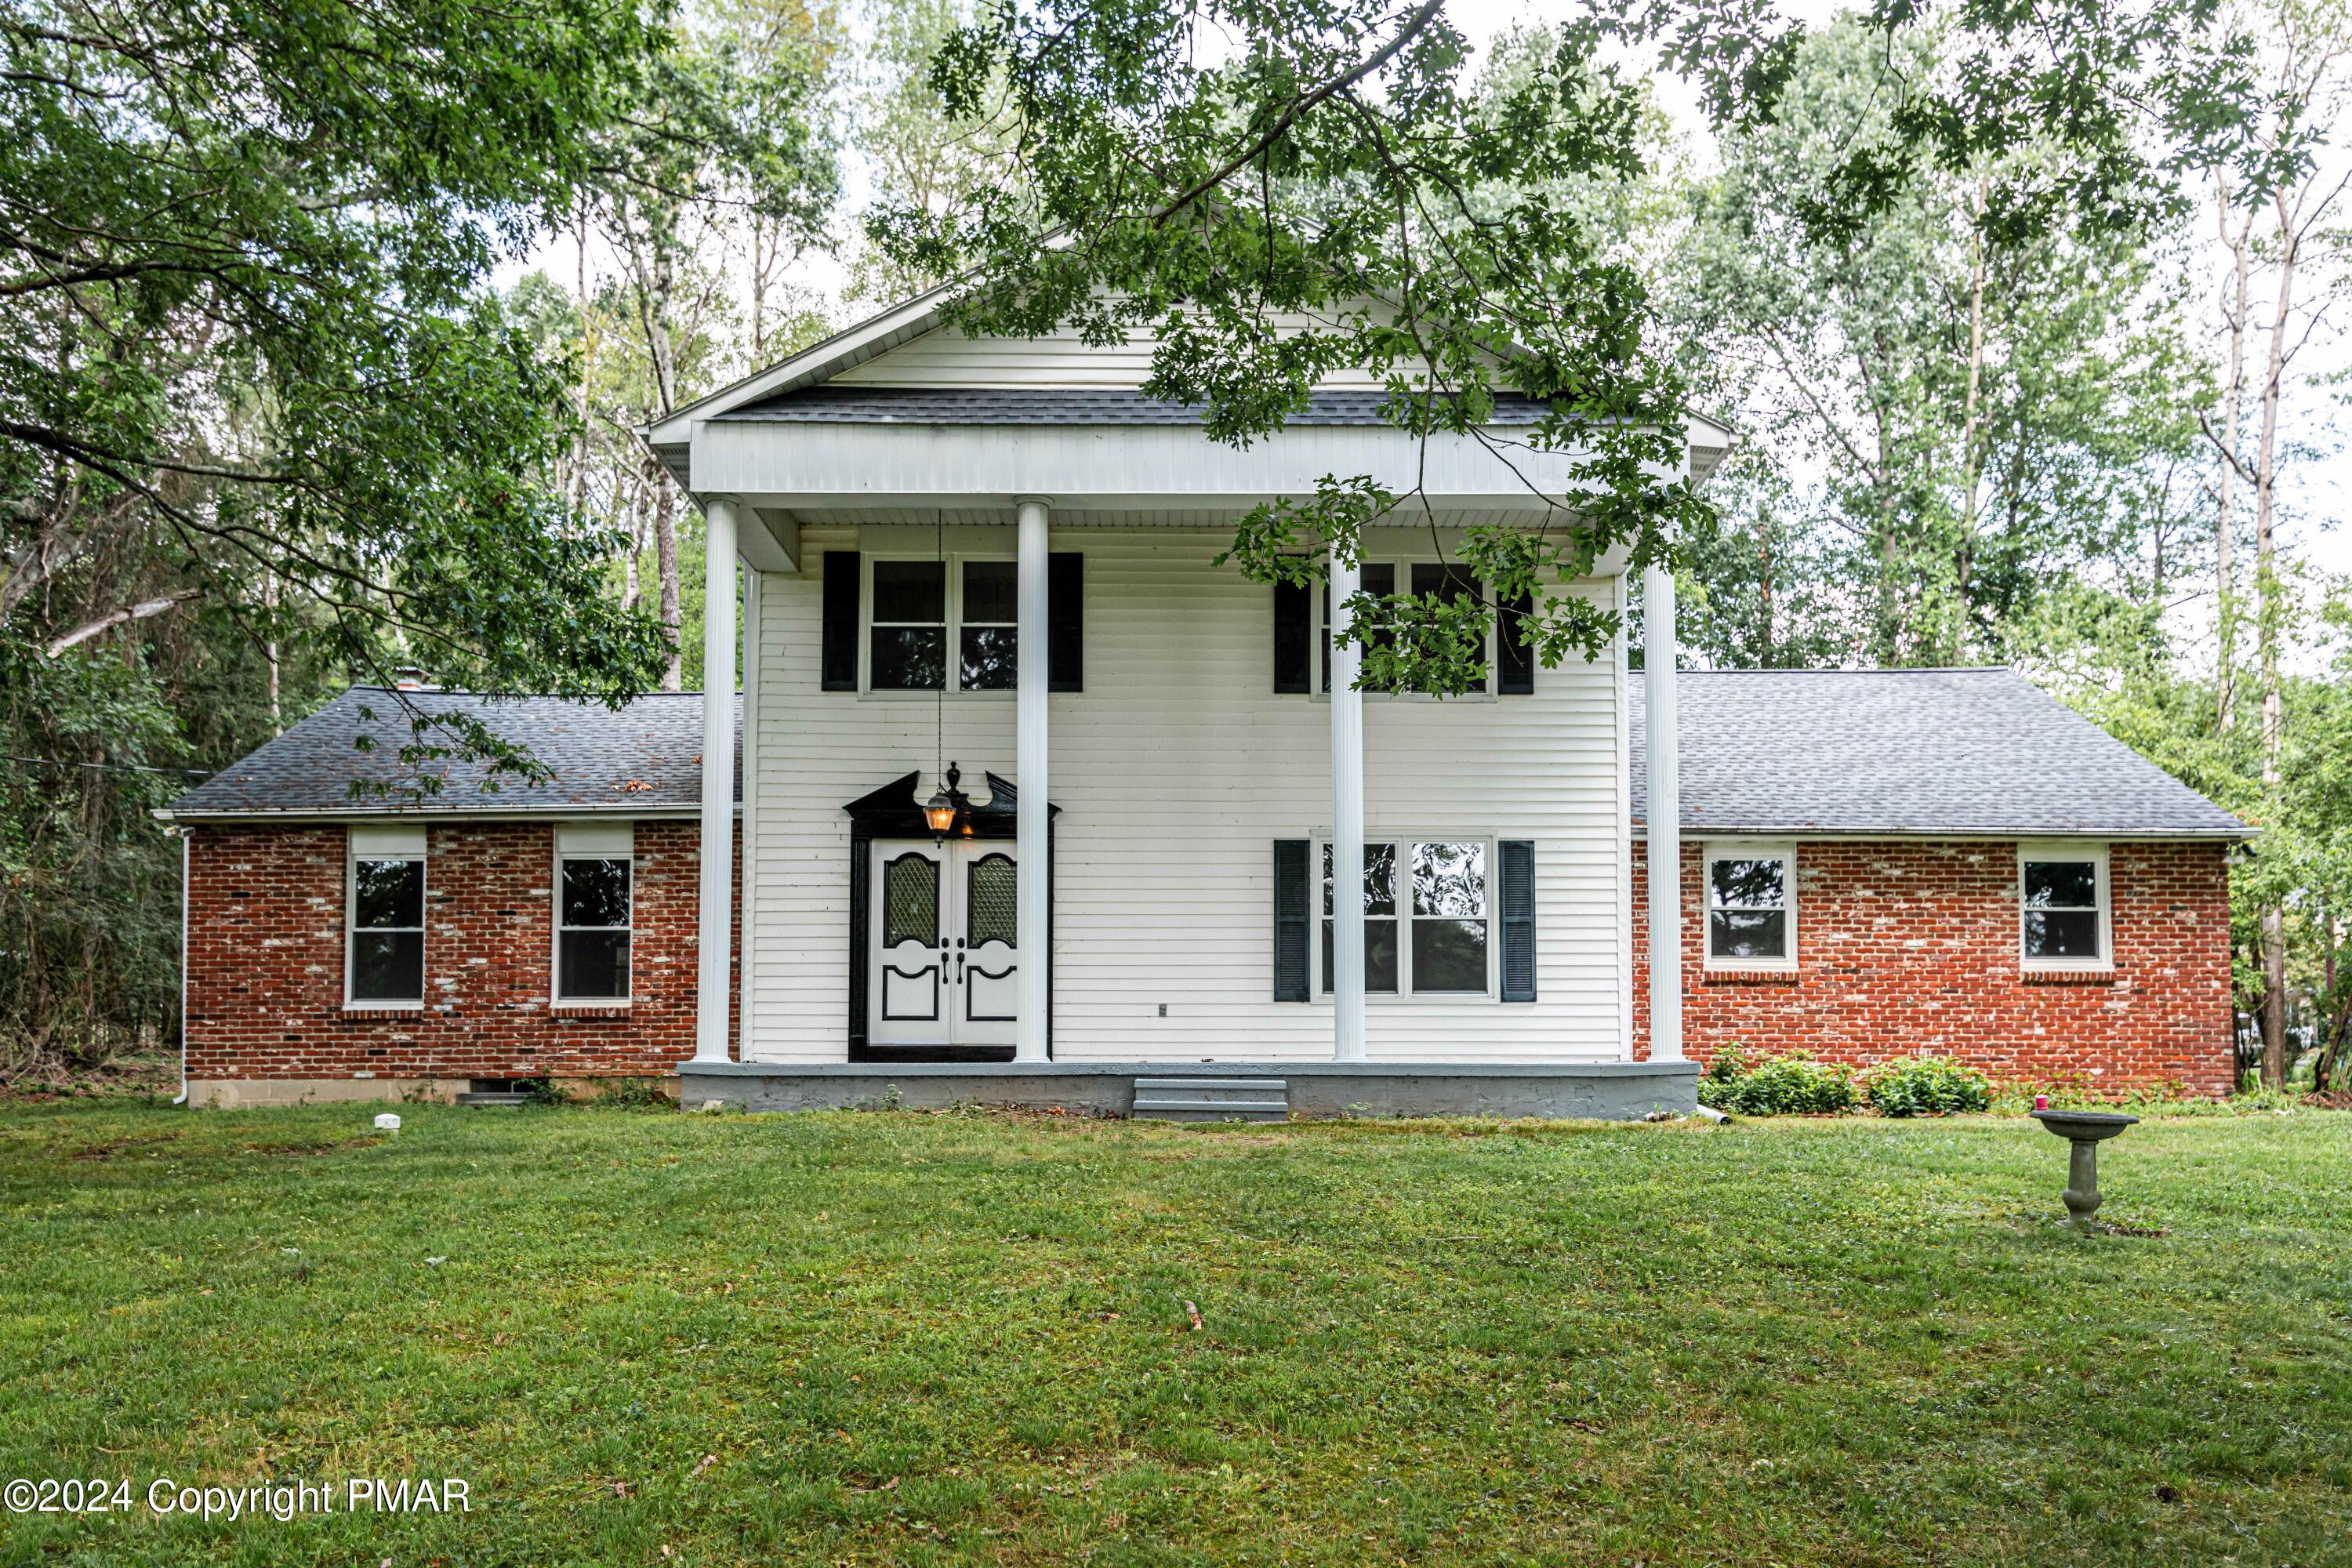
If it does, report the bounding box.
[1703,968,1799,986]
[551,1000,633,1018]
[2022,967,2118,986]
[343,1003,423,1018]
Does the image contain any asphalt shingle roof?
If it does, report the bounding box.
[169,670,2245,839]
[166,688,739,818]
[718,387,1559,425]
[1631,668,2247,838]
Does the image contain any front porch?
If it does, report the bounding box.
[680,1058,1700,1119]
[652,297,1715,1118]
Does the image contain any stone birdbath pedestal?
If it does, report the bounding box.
[2029,1109,2138,1231]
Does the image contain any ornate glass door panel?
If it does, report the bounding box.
[957,848,1019,1045]
[866,840,1019,1047]
[869,843,946,1045]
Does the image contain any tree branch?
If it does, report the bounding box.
[1149,0,1446,226]
[42,588,203,657]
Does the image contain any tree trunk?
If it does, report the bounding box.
[264,568,281,735]
[2215,176,2252,731]
[1953,174,1988,662]
[649,456,681,691]
[2250,182,2302,1087]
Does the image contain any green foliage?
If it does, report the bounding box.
[1697,1047,1858,1116]
[1864,1055,1994,1118]
[873,7,1711,691]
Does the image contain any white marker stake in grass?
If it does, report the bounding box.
[374,1113,401,1137]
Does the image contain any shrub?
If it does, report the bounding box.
[1697,1050,1857,1116]
[1864,1055,1993,1118]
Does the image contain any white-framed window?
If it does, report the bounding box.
[2020,844,2110,969]
[347,823,426,1006]
[865,554,1017,692]
[1317,836,1494,996]
[1320,561,1496,697]
[1705,841,1797,968]
[554,822,633,1001]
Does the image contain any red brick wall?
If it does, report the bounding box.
[184,820,739,1083]
[1632,839,2234,1097]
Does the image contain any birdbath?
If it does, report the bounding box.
[2029,1109,2138,1231]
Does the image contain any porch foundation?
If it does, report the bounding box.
[678,1059,1699,1120]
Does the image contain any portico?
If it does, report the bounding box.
[645,290,1715,1114]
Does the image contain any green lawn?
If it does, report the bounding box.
[1,1102,2348,1566]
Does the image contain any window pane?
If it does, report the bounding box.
[1410,563,1481,604]
[1323,841,1398,917]
[883,853,938,948]
[1412,841,1486,917]
[1413,917,1487,991]
[1710,909,1787,960]
[351,930,423,1000]
[1320,916,1401,993]
[562,858,630,929]
[559,930,630,999]
[962,560,1017,623]
[1711,857,1786,910]
[960,625,1017,690]
[353,858,423,929]
[967,853,1016,946]
[872,559,945,623]
[2024,861,2097,909]
[2025,909,2100,958]
[870,626,946,690]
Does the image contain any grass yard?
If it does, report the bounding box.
[1,1103,2348,1566]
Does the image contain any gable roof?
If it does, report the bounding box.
[1631,668,2248,839]
[162,688,739,820]
[645,286,1734,462]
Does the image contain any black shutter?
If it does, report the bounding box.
[1049,552,1083,692]
[1273,580,1310,694]
[1499,840,1536,1002]
[1498,590,1535,695]
[1273,839,1310,1001]
[820,551,860,691]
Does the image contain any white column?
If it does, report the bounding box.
[695,496,739,1064]
[1643,559,1683,1063]
[737,566,760,1060]
[1015,498,1051,1062]
[1330,554,1367,1062]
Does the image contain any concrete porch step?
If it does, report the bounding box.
[1131,1077,1290,1123]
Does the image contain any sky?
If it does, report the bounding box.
[515,0,2352,589]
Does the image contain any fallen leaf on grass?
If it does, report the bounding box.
[690,1454,717,1478]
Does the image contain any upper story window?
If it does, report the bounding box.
[556,823,633,1001]
[347,824,426,1005]
[867,556,1019,692]
[1320,562,1494,696]
[1706,844,1796,967]
[2021,846,2107,967]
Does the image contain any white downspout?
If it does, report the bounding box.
[174,828,189,1104]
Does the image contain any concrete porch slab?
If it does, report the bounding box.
[679,1060,1699,1120]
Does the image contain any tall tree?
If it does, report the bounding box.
[586,0,840,688]
[863,0,1709,688]
[1666,18,2208,667]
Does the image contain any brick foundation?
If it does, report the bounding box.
[1632,838,2234,1097]
[184,820,739,1095]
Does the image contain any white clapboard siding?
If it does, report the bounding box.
[746,524,1630,1065]
[830,308,1471,390]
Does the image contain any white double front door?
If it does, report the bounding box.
[869,840,1020,1048]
